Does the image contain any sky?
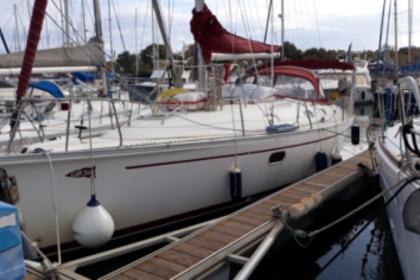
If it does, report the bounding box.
[0,0,419,59]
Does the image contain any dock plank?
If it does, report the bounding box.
[230,214,267,227]
[137,257,186,274]
[240,209,272,222]
[108,274,137,280]
[122,268,165,280]
[199,229,240,244]
[133,259,177,279]
[222,219,257,232]
[172,241,214,259]
[210,223,252,237]
[158,248,201,267]
[104,150,373,280]
[185,235,226,251]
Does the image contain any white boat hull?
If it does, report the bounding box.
[354,86,374,104]
[377,130,420,280]
[3,116,350,251]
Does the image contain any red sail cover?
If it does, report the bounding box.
[190,4,281,64]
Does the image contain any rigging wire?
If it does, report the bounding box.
[111,0,127,52]
[287,171,416,249]
[137,0,150,56]
[167,0,175,44]
[236,1,258,80]
[228,0,233,32]
[49,0,84,47]
[16,5,27,47]
[263,0,273,43]
[311,0,322,48]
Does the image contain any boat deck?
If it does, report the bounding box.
[99,150,375,280]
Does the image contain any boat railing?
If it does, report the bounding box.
[5,95,127,153]
[1,82,353,154]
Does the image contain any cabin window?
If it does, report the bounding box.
[269,151,286,165]
[257,75,273,87]
[274,75,317,99]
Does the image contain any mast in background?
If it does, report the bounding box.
[108,0,115,72]
[393,0,398,74]
[280,0,284,61]
[135,8,139,76]
[14,4,21,51]
[263,0,273,43]
[0,28,10,54]
[82,0,88,43]
[63,0,70,47]
[194,0,207,93]
[151,0,173,66]
[92,0,107,97]
[408,0,412,66]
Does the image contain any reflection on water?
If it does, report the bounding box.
[249,103,403,280]
[249,185,403,280]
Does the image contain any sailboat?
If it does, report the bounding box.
[353,58,374,104]
[374,1,420,279]
[375,76,420,280]
[0,0,356,258]
[0,3,138,148]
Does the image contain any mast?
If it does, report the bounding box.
[194,0,207,92]
[152,8,156,69]
[135,8,139,76]
[408,0,412,67]
[59,0,65,45]
[10,0,48,137]
[263,0,273,43]
[151,0,173,66]
[64,0,70,47]
[92,0,107,97]
[280,0,284,61]
[82,0,88,43]
[45,8,50,47]
[108,0,115,72]
[93,0,103,43]
[393,0,398,74]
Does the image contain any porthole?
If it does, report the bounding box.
[269,151,286,164]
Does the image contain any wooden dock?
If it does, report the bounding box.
[95,150,375,280]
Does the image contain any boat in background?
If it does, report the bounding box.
[375,75,420,280]
[353,59,374,104]
[0,79,135,148]
[130,65,196,102]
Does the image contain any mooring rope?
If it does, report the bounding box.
[279,172,419,274]
[42,150,62,265]
[315,175,419,274]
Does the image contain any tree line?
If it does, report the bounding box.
[114,41,420,76]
